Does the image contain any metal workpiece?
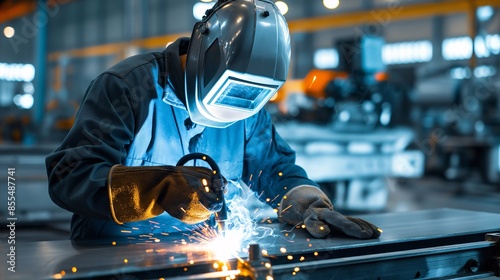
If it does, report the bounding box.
[237,244,273,280]
[2,209,500,279]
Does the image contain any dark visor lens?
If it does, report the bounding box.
[214,80,274,110]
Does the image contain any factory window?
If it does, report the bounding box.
[442,34,500,60]
[0,63,36,110]
[382,40,433,65]
[0,63,36,82]
[443,37,472,60]
[474,65,497,78]
[313,48,339,69]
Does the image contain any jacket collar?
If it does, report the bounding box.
[162,37,190,110]
[162,84,186,109]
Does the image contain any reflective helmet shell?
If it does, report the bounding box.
[185,0,291,128]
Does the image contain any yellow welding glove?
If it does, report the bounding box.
[279,186,381,239]
[107,165,226,225]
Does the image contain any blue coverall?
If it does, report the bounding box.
[45,38,317,239]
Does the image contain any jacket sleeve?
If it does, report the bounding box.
[242,109,319,209]
[45,73,136,220]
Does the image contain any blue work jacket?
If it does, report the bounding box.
[45,38,316,240]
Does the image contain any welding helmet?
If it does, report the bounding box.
[185,0,291,128]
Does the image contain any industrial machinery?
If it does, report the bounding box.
[3,208,500,279]
[413,69,500,186]
[271,36,409,130]
[269,36,424,212]
[409,5,500,187]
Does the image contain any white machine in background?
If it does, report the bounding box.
[276,123,424,212]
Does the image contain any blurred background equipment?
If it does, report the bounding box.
[0,0,499,242]
[413,65,500,185]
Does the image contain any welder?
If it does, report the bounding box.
[46,0,381,240]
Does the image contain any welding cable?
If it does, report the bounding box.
[175,152,227,196]
[176,153,228,222]
[176,153,220,175]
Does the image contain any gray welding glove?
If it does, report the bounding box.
[279,186,381,239]
[107,165,226,225]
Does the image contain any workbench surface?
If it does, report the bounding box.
[2,208,499,279]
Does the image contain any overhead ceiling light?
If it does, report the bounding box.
[323,0,340,10]
[200,0,214,2]
[477,6,494,22]
[193,2,214,20]
[3,26,15,38]
[275,1,288,15]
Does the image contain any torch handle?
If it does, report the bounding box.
[176,153,228,234]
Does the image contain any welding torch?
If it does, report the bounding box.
[176,153,228,236]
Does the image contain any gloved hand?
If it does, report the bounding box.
[279,186,381,239]
[108,164,226,225]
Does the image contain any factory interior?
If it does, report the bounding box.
[1,0,500,279]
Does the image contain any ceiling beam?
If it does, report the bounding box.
[48,33,189,61]
[0,0,72,25]
[287,0,500,33]
[41,0,500,60]
[0,1,36,24]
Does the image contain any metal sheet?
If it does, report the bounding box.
[2,208,500,279]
